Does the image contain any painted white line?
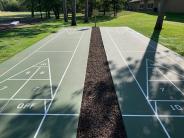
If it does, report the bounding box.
[123,28,184,73]
[122,114,155,117]
[163,53,184,69]
[122,114,184,118]
[123,51,156,53]
[0,58,49,84]
[34,31,85,138]
[34,58,49,67]
[146,59,149,99]
[65,28,77,35]
[148,63,184,79]
[0,67,41,113]
[44,100,47,113]
[149,100,184,102]
[149,80,184,82]
[155,101,158,114]
[156,68,184,96]
[0,98,52,101]
[137,33,184,76]
[0,86,8,91]
[0,66,37,84]
[1,112,184,118]
[0,30,65,79]
[11,67,41,99]
[37,51,73,53]
[0,113,79,116]
[46,113,79,116]
[105,28,171,138]
[48,59,53,98]
[8,79,50,81]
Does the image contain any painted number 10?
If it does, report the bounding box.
[170,105,183,111]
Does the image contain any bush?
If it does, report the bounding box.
[5,1,19,11]
[1,0,26,11]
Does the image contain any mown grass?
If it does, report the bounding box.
[0,11,184,63]
[0,19,65,62]
[93,11,184,55]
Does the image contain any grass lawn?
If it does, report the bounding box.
[0,11,184,63]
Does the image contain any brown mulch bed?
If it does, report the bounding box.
[77,27,127,138]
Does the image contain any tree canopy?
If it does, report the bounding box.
[0,0,125,16]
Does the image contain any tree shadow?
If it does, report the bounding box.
[0,84,83,138]
[108,28,184,137]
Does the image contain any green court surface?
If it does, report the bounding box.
[101,27,184,138]
[1,27,184,138]
[0,27,91,138]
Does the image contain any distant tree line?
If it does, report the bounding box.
[0,0,125,25]
[0,0,166,30]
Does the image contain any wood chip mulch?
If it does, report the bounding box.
[77,27,127,138]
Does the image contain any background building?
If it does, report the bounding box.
[127,0,184,13]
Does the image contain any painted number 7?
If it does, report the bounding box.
[160,88,165,92]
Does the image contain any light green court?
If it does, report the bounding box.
[1,27,184,138]
[101,27,184,138]
[0,27,91,138]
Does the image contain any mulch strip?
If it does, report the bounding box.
[77,27,127,138]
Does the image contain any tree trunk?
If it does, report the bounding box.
[48,10,51,18]
[31,0,34,18]
[103,1,106,16]
[63,0,68,22]
[53,6,60,19]
[154,0,168,30]
[84,0,89,22]
[38,0,42,19]
[71,0,77,26]
[0,0,5,11]
[88,1,93,17]
[113,0,117,17]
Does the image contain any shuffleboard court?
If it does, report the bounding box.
[0,27,91,138]
[101,27,184,138]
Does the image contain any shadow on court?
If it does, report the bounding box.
[0,85,83,138]
[108,29,184,137]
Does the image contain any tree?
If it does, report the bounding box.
[30,0,35,18]
[113,0,117,17]
[102,0,111,16]
[38,0,43,19]
[154,0,168,30]
[71,0,77,25]
[19,0,35,17]
[84,0,89,22]
[88,0,93,17]
[43,0,51,18]
[0,0,5,10]
[63,0,68,22]
[52,0,60,19]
